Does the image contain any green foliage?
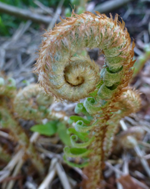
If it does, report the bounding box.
[64,7,72,17]
[68,115,90,124]
[75,103,88,115]
[76,6,85,14]
[70,0,80,6]
[0,14,19,36]
[31,120,58,136]
[64,114,96,168]
[64,146,91,158]
[31,120,71,145]
[22,80,30,86]
[0,0,70,7]
[57,122,71,145]
[67,128,89,141]
[0,0,88,35]
[70,135,94,148]
[63,155,89,168]
[0,0,71,36]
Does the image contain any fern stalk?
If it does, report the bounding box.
[0,81,45,175]
[0,103,45,175]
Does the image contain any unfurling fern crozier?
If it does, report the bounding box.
[35,11,141,189]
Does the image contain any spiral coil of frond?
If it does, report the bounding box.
[35,11,135,102]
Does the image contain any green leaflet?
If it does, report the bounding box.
[98,84,116,100]
[71,0,80,6]
[67,127,89,141]
[68,115,90,124]
[84,97,102,114]
[63,155,89,168]
[57,122,71,145]
[30,121,57,136]
[75,120,97,133]
[64,146,91,158]
[103,67,123,87]
[31,120,71,145]
[70,135,95,148]
[75,103,89,116]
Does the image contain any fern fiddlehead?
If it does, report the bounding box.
[14,84,53,121]
[35,12,141,189]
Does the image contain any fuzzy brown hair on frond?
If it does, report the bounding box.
[35,11,135,102]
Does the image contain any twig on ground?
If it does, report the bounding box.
[56,161,72,189]
[134,146,150,177]
[0,21,31,69]
[0,130,13,140]
[37,147,62,160]
[34,0,53,15]
[106,162,149,189]
[138,141,150,148]
[120,120,150,177]
[122,155,129,175]
[106,162,124,176]
[47,0,64,30]
[30,132,40,143]
[115,164,124,189]
[6,159,23,189]
[73,167,88,180]
[143,154,150,159]
[93,0,136,13]
[38,158,57,189]
[116,172,124,189]
[0,150,24,183]
[0,2,52,24]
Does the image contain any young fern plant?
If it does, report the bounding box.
[35,12,141,189]
[0,81,46,175]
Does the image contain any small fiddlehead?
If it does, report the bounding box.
[35,12,140,189]
[14,84,53,121]
[103,89,141,158]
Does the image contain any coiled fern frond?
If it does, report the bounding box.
[35,11,135,102]
[35,11,141,189]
